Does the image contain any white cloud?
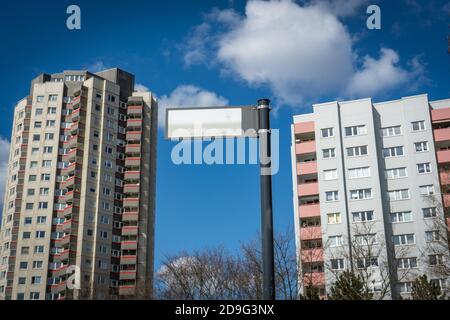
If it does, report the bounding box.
[134,83,150,92]
[84,61,110,73]
[183,0,424,107]
[0,138,10,221]
[157,85,229,128]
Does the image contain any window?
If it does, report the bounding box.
[25,203,34,210]
[104,160,113,168]
[393,234,415,246]
[350,188,372,200]
[381,125,401,137]
[24,217,32,225]
[108,95,116,103]
[328,235,343,247]
[412,120,425,131]
[49,94,58,101]
[34,246,44,253]
[382,146,404,158]
[354,234,377,246]
[46,120,56,127]
[330,258,345,270]
[422,207,437,218]
[385,167,407,180]
[30,161,38,169]
[32,134,40,141]
[398,282,412,294]
[322,148,336,159]
[397,257,417,269]
[48,107,57,114]
[37,216,46,224]
[419,185,435,196]
[345,125,367,137]
[105,146,113,154]
[18,277,26,285]
[34,121,42,128]
[45,133,54,140]
[327,213,341,224]
[414,141,429,152]
[347,146,368,157]
[30,292,40,300]
[429,254,443,266]
[323,169,338,180]
[31,276,42,285]
[102,187,111,196]
[41,174,51,181]
[36,95,44,102]
[31,147,39,155]
[321,128,334,138]
[325,191,339,202]
[35,231,46,238]
[430,279,447,290]
[357,257,379,269]
[388,189,410,201]
[100,231,108,239]
[417,163,431,174]
[40,188,49,196]
[101,215,110,224]
[425,230,440,242]
[19,262,28,269]
[352,211,374,222]
[43,146,53,154]
[391,211,412,223]
[42,160,52,168]
[348,167,370,179]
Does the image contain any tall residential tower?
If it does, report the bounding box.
[0,68,158,300]
[291,94,450,299]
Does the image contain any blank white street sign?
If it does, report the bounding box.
[166,106,258,139]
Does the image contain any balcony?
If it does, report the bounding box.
[55,219,72,233]
[122,226,138,237]
[125,157,141,168]
[52,235,70,247]
[302,272,325,286]
[126,131,142,142]
[297,161,317,176]
[119,285,136,296]
[294,121,315,135]
[127,105,143,116]
[62,162,77,175]
[299,204,320,218]
[70,108,80,122]
[124,171,140,182]
[301,248,324,263]
[298,183,319,197]
[444,194,450,207]
[51,249,70,262]
[123,198,139,208]
[61,176,80,189]
[431,107,450,122]
[126,144,141,154]
[437,149,450,164]
[300,226,322,241]
[124,184,140,194]
[121,241,138,250]
[49,265,69,278]
[434,128,450,142]
[120,271,137,280]
[440,171,450,185]
[122,212,139,222]
[121,255,137,265]
[48,281,67,294]
[295,141,316,155]
[127,119,142,129]
[62,148,77,162]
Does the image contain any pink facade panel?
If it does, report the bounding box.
[301,248,323,263]
[440,172,450,185]
[437,149,450,164]
[444,194,450,208]
[295,141,316,155]
[299,204,320,218]
[298,183,319,197]
[294,121,315,134]
[297,161,318,176]
[431,107,450,122]
[433,128,450,142]
[303,272,325,286]
[300,226,322,240]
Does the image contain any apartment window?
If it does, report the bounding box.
[350,188,372,200]
[40,188,49,195]
[41,174,51,181]
[18,277,26,285]
[354,234,377,246]
[43,146,53,154]
[46,120,56,127]
[391,211,412,223]
[105,146,113,154]
[31,147,39,155]
[388,189,410,201]
[30,161,38,169]
[108,95,116,103]
[104,160,113,168]
[352,211,374,222]
[36,95,44,102]
[348,167,370,179]
[422,207,437,218]
[330,258,345,270]
[100,231,108,239]
[48,107,57,114]
[429,254,443,266]
[94,130,99,138]
[393,234,415,246]
[45,133,54,140]
[29,292,40,300]
[417,163,431,174]
[347,145,368,157]
[323,169,338,180]
[381,125,401,137]
[385,167,407,180]
[34,246,44,253]
[49,94,58,101]
[322,148,336,159]
[42,160,52,168]
[328,235,343,247]
[35,231,46,238]
[102,187,111,196]
[37,216,46,224]
[32,134,40,141]
[31,276,42,285]
[25,203,34,210]
[101,215,110,224]
[414,141,429,152]
[430,279,447,290]
[425,230,440,242]
[357,257,379,269]
[345,125,367,137]
[321,128,334,138]
[34,121,42,128]
[419,185,435,196]
[397,257,417,269]
[412,120,425,131]
[382,146,404,158]
[107,106,116,115]
[325,191,339,202]
[20,262,28,269]
[327,213,341,224]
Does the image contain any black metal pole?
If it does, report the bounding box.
[257,98,275,300]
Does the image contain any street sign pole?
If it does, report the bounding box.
[257,98,275,300]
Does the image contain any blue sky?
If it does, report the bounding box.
[0,0,449,268]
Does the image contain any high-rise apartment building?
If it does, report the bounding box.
[291,94,450,299]
[0,68,158,300]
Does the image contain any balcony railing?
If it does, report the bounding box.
[299,203,320,218]
[295,141,316,155]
